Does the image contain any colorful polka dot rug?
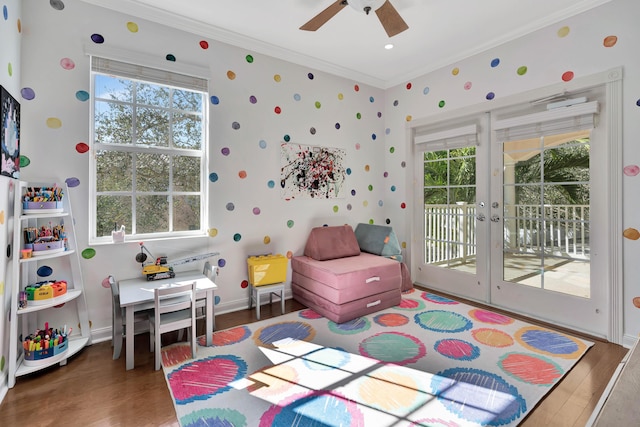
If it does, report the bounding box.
[161,290,592,426]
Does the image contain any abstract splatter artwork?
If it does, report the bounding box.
[280,143,346,199]
[1,86,20,179]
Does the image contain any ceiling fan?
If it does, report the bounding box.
[300,0,408,37]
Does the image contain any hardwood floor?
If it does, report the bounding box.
[0,294,627,426]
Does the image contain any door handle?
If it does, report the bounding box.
[476,214,486,221]
[491,215,500,222]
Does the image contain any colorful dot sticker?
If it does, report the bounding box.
[517,66,528,76]
[623,165,639,176]
[60,58,75,70]
[46,117,62,129]
[126,21,138,33]
[81,248,96,259]
[557,26,570,38]
[75,142,89,153]
[199,40,209,49]
[603,35,618,47]
[623,228,640,240]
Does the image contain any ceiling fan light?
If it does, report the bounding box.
[347,0,385,14]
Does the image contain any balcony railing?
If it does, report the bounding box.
[424,203,589,265]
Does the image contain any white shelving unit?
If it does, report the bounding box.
[7,182,91,388]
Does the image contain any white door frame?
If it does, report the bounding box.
[407,67,623,343]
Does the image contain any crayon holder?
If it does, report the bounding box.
[23,336,69,366]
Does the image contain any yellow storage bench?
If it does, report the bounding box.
[247,254,287,320]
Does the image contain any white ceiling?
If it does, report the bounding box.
[83,0,610,89]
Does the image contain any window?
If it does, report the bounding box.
[90,57,208,241]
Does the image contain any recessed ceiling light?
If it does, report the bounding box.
[385,43,394,50]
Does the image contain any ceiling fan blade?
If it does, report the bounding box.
[375,0,408,37]
[300,1,347,31]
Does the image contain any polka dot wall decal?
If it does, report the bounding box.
[245,55,254,63]
[391,185,396,191]
[637,99,640,107]
[623,165,639,176]
[438,100,445,108]
[76,90,90,101]
[623,228,640,240]
[218,258,226,267]
[354,84,360,92]
[7,63,12,77]
[385,218,390,224]
[369,96,375,102]
[562,71,574,82]
[364,165,370,172]
[603,35,618,47]
[81,248,96,259]
[263,236,270,244]
[166,54,176,62]
[126,21,138,32]
[371,134,376,140]
[491,58,500,67]
[293,93,301,101]
[37,266,53,277]
[274,106,281,114]
[310,127,316,135]
[226,70,236,80]
[335,123,340,129]
[378,112,382,118]
[238,170,247,179]
[249,95,257,104]
[423,87,430,95]
[210,96,219,105]
[60,58,75,70]
[355,143,360,150]
[634,297,640,308]
[486,92,496,100]
[233,233,242,242]
[65,177,80,187]
[401,161,406,168]
[226,202,235,211]
[464,82,472,90]
[517,66,528,76]
[351,189,356,196]
[286,250,293,258]
[389,147,395,153]
[91,33,104,44]
[346,204,352,210]
[17,19,21,32]
[231,122,240,130]
[452,67,459,76]
[259,140,267,149]
[308,72,314,80]
[267,180,275,188]
[401,202,406,209]
[368,185,373,191]
[314,101,321,109]
[287,220,294,228]
[75,142,89,153]
[378,200,383,207]
[406,83,412,90]
[46,118,62,129]
[208,228,218,237]
[21,87,35,100]
[363,201,368,207]
[283,134,290,142]
[393,100,399,106]
[274,74,281,82]
[383,172,388,178]
[406,115,412,121]
[356,112,361,119]
[252,207,261,215]
[2,5,6,20]
[199,40,209,49]
[346,168,351,175]
[50,0,65,11]
[333,206,339,213]
[557,26,570,37]
[221,147,230,156]
[208,172,218,182]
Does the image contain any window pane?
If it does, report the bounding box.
[136,106,169,146]
[449,187,476,204]
[95,75,132,102]
[424,160,447,186]
[173,89,202,112]
[136,195,169,233]
[95,101,132,144]
[173,112,202,149]
[96,150,132,191]
[450,157,476,186]
[424,188,447,204]
[173,156,201,192]
[136,153,169,191]
[96,195,131,237]
[173,195,200,231]
[136,82,170,107]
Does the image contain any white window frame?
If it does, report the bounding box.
[88,55,209,243]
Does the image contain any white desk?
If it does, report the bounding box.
[118,271,217,370]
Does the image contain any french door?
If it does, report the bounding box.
[412,87,611,338]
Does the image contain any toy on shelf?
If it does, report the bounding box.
[22,322,70,365]
[23,280,68,305]
[22,186,64,213]
[23,222,68,255]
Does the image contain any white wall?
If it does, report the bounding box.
[384,0,640,344]
[0,0,21,400]
[11,0,640,351]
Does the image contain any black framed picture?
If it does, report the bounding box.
[1,85,20,179]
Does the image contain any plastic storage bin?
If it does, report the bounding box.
[247,254,288,286]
